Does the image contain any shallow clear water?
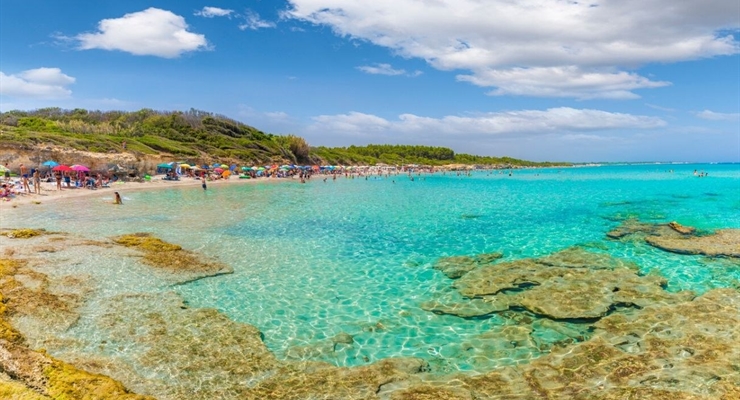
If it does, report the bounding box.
[3,163,739,372]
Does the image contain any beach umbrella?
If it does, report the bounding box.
[180,163,191,169]
[52,165,73,172]
[42,160,59,167]
[241,167,250,171]
[214,167,224,173]
[71,164,90,172]
[191,166,202,171]
[157,163,173,169]
[220,164,228,169]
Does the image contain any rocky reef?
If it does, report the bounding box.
[112,233,234,283]
[396,288,740,399]
[1,226,739,399]
[0,257,152,399]
[448,247,687,320]
[607,219,740,258]
[433,252,503,279]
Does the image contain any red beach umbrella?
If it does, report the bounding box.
[52,165,73,172]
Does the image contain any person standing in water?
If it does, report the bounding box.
[201,176,207,190]
[114,192,123,205]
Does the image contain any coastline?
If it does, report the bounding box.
[0,175,292,210]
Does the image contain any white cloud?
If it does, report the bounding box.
[195,6,233,18]
[357,63,422,77]
[696,110,740,121]
[0,68,75,99]
[308,108,665,136]
[286,0,739,99]
[457,66,670,100]
[239,11,276,30]
[75,8,208,58]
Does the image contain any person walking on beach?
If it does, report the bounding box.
[114,192,123,205]
[3,163,9,182]
[33,169,41,194]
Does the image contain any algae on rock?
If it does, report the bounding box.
[113,233,233,281]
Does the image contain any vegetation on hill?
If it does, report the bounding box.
[314,145,567,167]
[0,108,568,167]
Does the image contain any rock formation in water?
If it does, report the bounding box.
[395,289,740,399]
[607,219,740,258]
[433,252,503,279]
[0,257,152,399]
[113,233,234,283]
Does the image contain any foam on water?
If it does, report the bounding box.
[3,163,739,373]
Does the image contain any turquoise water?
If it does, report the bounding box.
[3,163,740,372]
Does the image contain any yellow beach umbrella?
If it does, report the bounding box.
[180,163,191,169]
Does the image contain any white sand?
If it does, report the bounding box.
[0,175,292,210]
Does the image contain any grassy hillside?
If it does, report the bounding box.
[0,108,568,167]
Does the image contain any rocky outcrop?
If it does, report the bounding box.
[0,257,152,399]
[112,233,233,283]
[394,289,740,399]
[433,252,503,279]
[607,219,740,258]
[646,229,740,258]
[453,255,692,320]
[420,297,509,318]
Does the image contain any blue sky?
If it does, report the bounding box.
[1,0,738,162]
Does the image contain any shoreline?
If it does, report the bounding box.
[0,175,293,210]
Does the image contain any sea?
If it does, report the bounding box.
[2,163,739,374]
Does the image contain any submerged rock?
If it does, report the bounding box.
[453,248,692,320]
[535,246,639,270]
[420,297,509,318]
[433,252,503,279]
[0,256,151,399]
[112,233,233,282]
[608,219,740,258]
[396,289,740,399]
[646,229,740,258]
[605,219,682,240]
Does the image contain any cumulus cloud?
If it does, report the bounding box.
[696,110,740,121]
[195,6,234,18]
[357,63,422,77]
[285,0,739,99]
[308,108,665,136]
[239,10,276,30]
[0,67,75,99]
[75,8,208,58]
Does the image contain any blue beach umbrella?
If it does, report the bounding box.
[42,160,59,167]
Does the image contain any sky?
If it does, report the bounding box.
[1,0,739,162]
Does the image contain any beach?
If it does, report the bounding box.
[0,174,292,210]
[0,163,739,399]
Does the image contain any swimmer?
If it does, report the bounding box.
[114,191,123,205]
